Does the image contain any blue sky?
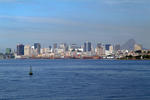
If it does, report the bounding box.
[0,0,150,49]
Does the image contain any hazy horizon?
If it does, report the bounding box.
[0,0,149,49]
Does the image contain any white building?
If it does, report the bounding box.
[24,45,31,57]
[105,45,114,56]
[41,48,51,54]
[96,47,104,57]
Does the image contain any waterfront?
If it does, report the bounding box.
[0,59,150,100]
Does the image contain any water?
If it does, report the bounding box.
[0,59,150,100]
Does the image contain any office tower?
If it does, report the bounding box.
[5,48,11,54]
[52,43,57,53]
[134,44,142,51]
[34,43,41,54]
[53,43,57,49]
[105,44,114,56]
[109,45,114,53]
[105,44,111,51]
[84,42,86,52]
[96,43,104,56]
[24,45,31,56]
[84,41,92,52]
[59,43,68,51]
[17,44,24,55]
[97,43,102,48]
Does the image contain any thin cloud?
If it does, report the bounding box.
[104,0,149,4]
[0,0,18,2]
[0,15,80,26]
[0,0,30,3]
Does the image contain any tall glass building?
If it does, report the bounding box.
[34,43,41,54]
[17,44,24,55]
[84,41,92,52]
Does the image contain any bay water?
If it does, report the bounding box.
[0,59,150,100]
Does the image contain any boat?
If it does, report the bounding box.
[29,65,33,75]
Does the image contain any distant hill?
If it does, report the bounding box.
[121,39,136,50]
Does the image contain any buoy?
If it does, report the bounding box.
[29,65,33,75]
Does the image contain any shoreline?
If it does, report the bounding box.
[0,58,150,60]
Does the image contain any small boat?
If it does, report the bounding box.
[29,65,33,75]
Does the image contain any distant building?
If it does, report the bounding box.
[49,45,52,49]
[5,48,11,54]
[84,41,92,52]
[41,48,50,54]
[105,44,111,51]
[34,43,41,54]
[24,45,31,56]
[53,43,57,53]
[97,43,102,48]
[114,44,120,51]
[71,44,78,50]
[17,44,24,55]
[96,43,104,56]
[53,43,57,50]
[109,45,114,53]
[105,44,114,56]
[59,43,68,51]
[134,44,142,51]
[31,46,37,56]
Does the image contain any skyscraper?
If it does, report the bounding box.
[105,44,114,56]
[97,43,102,48]
[84,41,92,52]
[17,44,24,55]
[53,43,57,49]
[96,43,104,56]
[105,44,111,51]
[34,43,41,54]
[59,43,68,51]
[24,45,31,56]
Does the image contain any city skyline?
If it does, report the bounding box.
[0,0,150,49]
[2,39,146,52]
[1,40,149,60]
[0,38,148,53]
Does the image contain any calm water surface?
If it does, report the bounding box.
[0,59,150,100]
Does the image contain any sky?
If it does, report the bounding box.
[0,0,150,50]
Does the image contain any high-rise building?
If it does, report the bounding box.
[109,45,114,53]
[17,44,24,55]
[5,48,11,54]
[97,43,102,48]
[24,45,31,56]
[84,41,92,52]
[59,43,68,51]
[134,44,142,51]
[96,43,104,56]
[105,44,114,56]
[53,43,57,53]
[34,43,41,54]
[105,44,111,51]
[53,43,57,49]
